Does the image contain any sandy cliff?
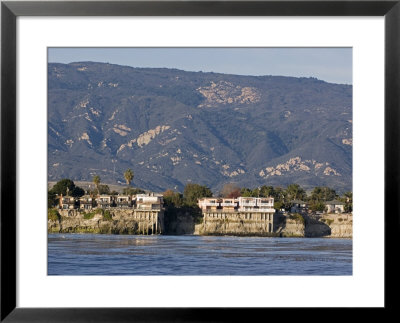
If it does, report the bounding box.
[48,209,352,238]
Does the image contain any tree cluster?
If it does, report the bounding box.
[48,178,85,208]
[48,175,352,214]
[163,183,212,208]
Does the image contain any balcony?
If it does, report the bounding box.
[238,207,275,213]
[255,208,275,213]
[61,198,75,204]
[257,203,274,208]
[136,204,162,210]
[116,200,131,204]
[239,202,257,207]
[220,202,236,207]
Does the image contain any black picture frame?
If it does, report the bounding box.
[1,0,398,321]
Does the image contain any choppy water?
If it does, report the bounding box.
[48,234,352,275]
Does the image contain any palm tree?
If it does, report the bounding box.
[93,175,101,195]
[124,169,134,188]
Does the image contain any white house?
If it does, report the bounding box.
[325,200,345,213]
[135,193,164,210]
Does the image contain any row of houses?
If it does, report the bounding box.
[59,192,164,211]
[197,197,346,214]
[290,199,346,214]
[61,192,345,214]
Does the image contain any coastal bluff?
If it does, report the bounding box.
[49,209,352,238]
[197,213,352,238]
[48,208,164,235]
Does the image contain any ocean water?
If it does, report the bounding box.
[48,234,352,275]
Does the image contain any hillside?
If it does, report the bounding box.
[48,62,352,193]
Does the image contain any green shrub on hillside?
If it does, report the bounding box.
[48,208,60,221]
[83,212,95,220]
[82,209,103,220]
[103,210,113,221]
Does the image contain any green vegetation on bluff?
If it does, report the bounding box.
[48,208,60,221]
[81,208,113,221]
[163,184,211,231]
[49,177,352,215]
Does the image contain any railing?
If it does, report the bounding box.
[135,208,162,212]
[240,202,257,206]
[203,209,236,213]
[257,204,274,208]
[204,208,274,214]
[238,208,275,213]
[136,205,162,210]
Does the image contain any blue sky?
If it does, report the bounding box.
[48,47,352,84]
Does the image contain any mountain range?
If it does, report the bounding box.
[48,62,352,194]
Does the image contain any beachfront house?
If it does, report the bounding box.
[198,197,275,213]
[325,200,345,213]
[59,195,76,210]
[198,196,276,234]
[290,200,308,213]
[135,193,164,211]
[220,198,238,211]
[79,195,94,210]
[255,198,275,213]
[96,195,114,209]
[198,198,221,211]
[237,197,257,211]
[115,195,132,208]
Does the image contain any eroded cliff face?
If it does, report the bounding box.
[198,218,279,237]
[48,209,163,235]
[318,213,352,238]
[48,209,352,238]
[275,218,305,237]
[193,213,352,238]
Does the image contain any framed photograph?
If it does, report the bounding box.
[1,0,398,321]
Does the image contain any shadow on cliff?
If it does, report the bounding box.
[163,206,202,235]
[303,215,331,237]
[274,213,331,238]
[274,213,306,237]
[274,213,287,236]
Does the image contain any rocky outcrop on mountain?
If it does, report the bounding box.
[259,157,341,179]
[197,81,261,107]
[48,62,352,193]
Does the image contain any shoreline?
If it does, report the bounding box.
[47,231,352,239]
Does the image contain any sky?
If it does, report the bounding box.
[48,47,352,85]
